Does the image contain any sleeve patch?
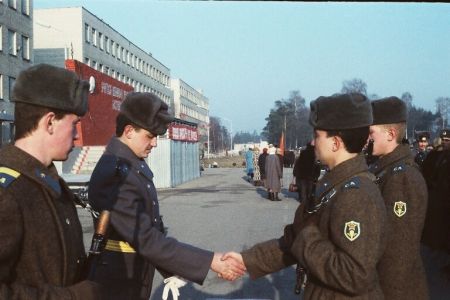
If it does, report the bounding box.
[0,167,21,188]
[344,221,361,241]
[393,201,407,217]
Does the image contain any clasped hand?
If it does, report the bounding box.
[211,252,246,281]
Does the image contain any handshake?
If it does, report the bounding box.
[211,252,246,281]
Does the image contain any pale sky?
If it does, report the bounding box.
[34,1,450,133]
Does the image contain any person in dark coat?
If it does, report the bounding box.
[0,64,101,298]
[224,93,387,299]
[421,129,450,297]
[413,131,431,169]
[88,93,245,300]
[292,142,316,203]
[258,147,268,183]
[369,97,429,300]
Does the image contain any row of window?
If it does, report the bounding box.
[0,74,16,101]
[180,104,208,123]
[0,25,30,60]
[83,57,171,105]
[180,85,208,109]
[84,23,169,87]
[1,0,31,16]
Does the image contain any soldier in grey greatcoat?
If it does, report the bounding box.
[0,64,102,298]
[224,93,387,299]
[369,97,429,300]
[88,93,245,300]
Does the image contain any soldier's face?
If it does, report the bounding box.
[51,114,80,161]
[128,127,158,158]
[418,140,428,151]
[369,125,389,156]
[311,129,334,166]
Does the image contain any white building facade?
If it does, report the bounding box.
[0,0,33,143]
[33,7,174,109]
[170,78,209,145]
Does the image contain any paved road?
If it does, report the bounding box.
[79,167,302,300]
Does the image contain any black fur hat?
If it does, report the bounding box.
[371,97,407,125]
[415,131,430,142]
[120,92,174,136]
[309,93,373,130]
[12,64,89,116]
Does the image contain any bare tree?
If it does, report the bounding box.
[401,92,413,111]
[435,97,450,129]
[341,78,367,95]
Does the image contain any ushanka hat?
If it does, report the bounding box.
[371,96,407,125]
[120,92,174,135]
[12,64,89,116]
[309,93,372,130]
[415,131,430,143]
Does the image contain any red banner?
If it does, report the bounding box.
[169,123,198,142]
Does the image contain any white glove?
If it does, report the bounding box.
[162,276,187,300]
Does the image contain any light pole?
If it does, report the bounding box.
[222,117,233,151]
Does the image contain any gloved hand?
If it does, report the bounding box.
[162,276,187,300]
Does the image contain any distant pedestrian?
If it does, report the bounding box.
[258,148,268,185]
[292,142,316,203]
[252,147,262,186]
[245,148,255,182]
[265,145,282,201]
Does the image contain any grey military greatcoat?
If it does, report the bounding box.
[89,137,213,300]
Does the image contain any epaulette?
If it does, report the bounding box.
[342,176,361,190]
[0,167,21,188]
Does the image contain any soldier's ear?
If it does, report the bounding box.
[123,124,135,139]
[332,136,342,152]
[40,112,56,135]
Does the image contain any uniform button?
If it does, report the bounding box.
[40,173,46,178]
[147,184,151,188]
[65,218,70,225]
[154,218,157,222]
[141,164,145,168]
[153,201,156,205]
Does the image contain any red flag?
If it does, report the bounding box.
[279,132,285,156]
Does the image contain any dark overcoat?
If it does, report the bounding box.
[242,155,387,299]
[370,144,429,300]
[88,137,213,300]
[0,145,99,299]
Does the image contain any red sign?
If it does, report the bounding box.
[65,59,134,146]
[169,123,198,142]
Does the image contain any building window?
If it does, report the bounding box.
[84,23,90,43]
[121,47,125,62]
[98,32,103,50]
[92,28,97,46]
[0,74,3,100]
[84,57,90,65]
[126,50,130,65]
[105,36,109,53]
[116,44,120,60]
[111,40,115,57]
[0,25,2,52]
[8,77,15,100]
[8,0,16,10]
[21,35,29,60]
[92,60,97,70]
[21,0,29,15]
[8,29,16,56]
[99,64,103,72]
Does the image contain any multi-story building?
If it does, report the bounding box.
[0,0,33,143]
[170,78,209,145]
[33,6,174,110]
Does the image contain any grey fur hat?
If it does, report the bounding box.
[309,93,373,130]
[371,97,407,125]
[120,92,174,136]
[12,64,89,116]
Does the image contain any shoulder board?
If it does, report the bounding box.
[342,176,361,190]
[116,158,131,180]
[392,163,407,174]
[0,167,21,188]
